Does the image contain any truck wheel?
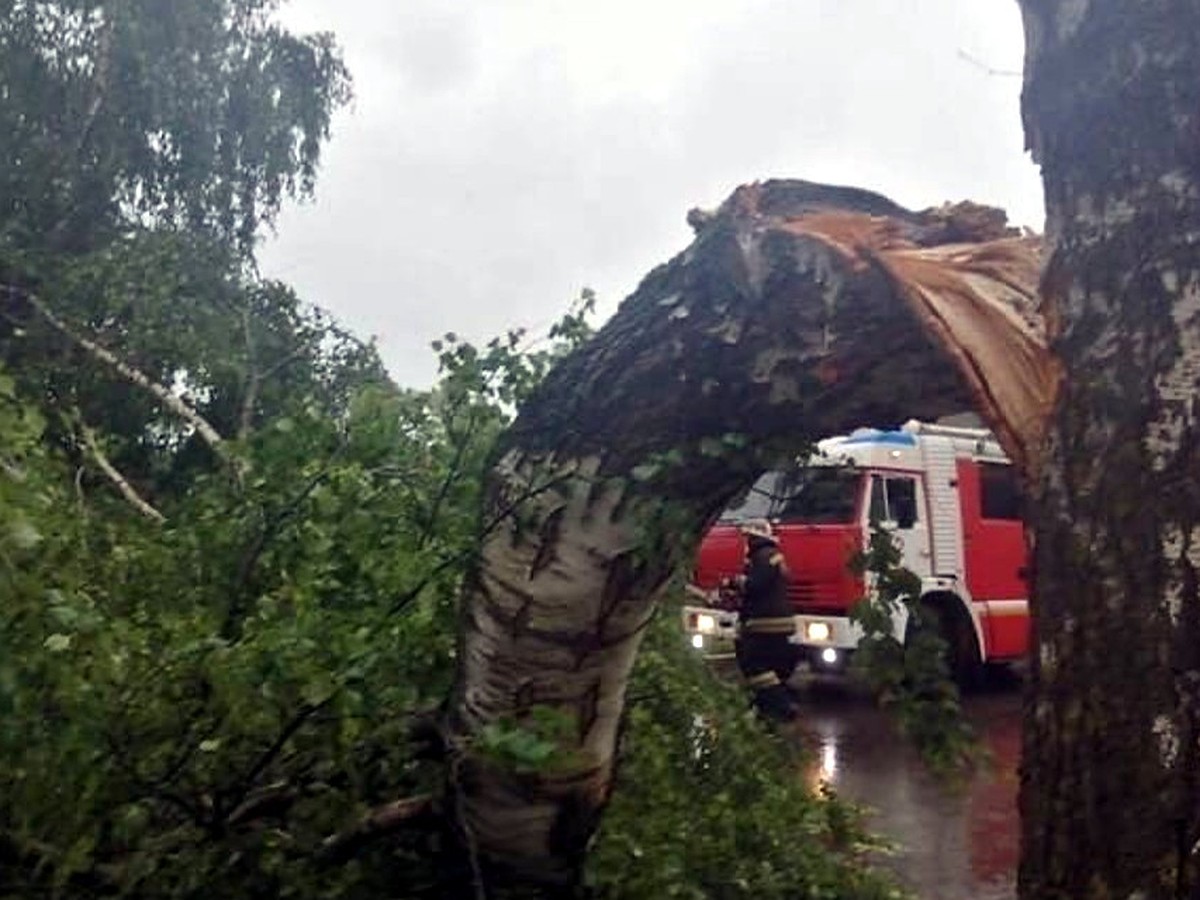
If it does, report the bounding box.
[907,599,982,691]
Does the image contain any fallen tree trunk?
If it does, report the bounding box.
[447,179,1054,889]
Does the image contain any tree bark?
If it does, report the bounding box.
[447,180,1051,889]
[1017,3,1200,897]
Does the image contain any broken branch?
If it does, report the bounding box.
[17,288,231,464]
[317,794,436,866]
[80,421,166,523]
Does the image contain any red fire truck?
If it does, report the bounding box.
[683,420,1029,679]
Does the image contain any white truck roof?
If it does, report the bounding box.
[815,419,1009,469]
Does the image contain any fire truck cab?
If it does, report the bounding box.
[684,420,1029,679]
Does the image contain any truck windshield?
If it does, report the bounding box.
[718,473,778,522]
[775,467,861,523]
[719,467,861,525]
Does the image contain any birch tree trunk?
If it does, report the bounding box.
[1017,3,1200,897]
[446,180,1051,890]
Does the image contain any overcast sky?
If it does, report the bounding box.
[258,0,1043,389]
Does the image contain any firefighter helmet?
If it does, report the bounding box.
[738,518,775,542]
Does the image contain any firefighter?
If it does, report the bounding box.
[731,519,800,722]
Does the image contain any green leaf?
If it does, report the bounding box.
[43,633,72,653]
[8,517,41,549]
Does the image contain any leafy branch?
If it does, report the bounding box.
[418,401,481,549]
[222,447,345,638]
[388,468,582,616]
[849,524,977,772]
[218,697,336,829]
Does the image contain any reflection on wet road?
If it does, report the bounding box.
[797,676,1022,900]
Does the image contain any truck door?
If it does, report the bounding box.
[959,459,1028,660]
[867,473,931,580]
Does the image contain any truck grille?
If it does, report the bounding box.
[788,579,852,613]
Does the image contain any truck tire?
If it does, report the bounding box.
[907,596,982,691]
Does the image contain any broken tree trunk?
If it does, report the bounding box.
[1017,3,1200,898]
[448,179,1053,890]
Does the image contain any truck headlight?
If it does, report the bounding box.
[691,634,705,650]
[806,621,832,642]
[697,613,716,634]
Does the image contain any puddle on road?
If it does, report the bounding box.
[797,677,1022,900]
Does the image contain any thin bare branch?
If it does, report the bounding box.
[957,48,1021,77]
[419,404,481,548]
[17,288,231,463]
[73,465,87,515]
[224,782,298,828]
[46,16,114,248]
[260,343,310,380]
[238,307,311,441]
[80,422,165,523]
[316,794,436,865]
[238,306,258,442]
[231,698,334,807]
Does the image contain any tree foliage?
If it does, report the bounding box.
[0,301,902,897]
[588,603,902,900]
[850,527,976,773]
[0,3,904,897]
[0,0,350,253]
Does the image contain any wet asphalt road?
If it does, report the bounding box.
[794,673,1023,900]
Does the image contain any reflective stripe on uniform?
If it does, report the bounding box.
[741,617,796,635]
[745,671,781,688]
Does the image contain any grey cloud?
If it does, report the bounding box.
[261,1,1041,388]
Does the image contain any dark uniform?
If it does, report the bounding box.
[735,537,800,721]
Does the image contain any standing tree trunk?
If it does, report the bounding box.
[1017,3,1200,898]
[446,180,1052,891]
